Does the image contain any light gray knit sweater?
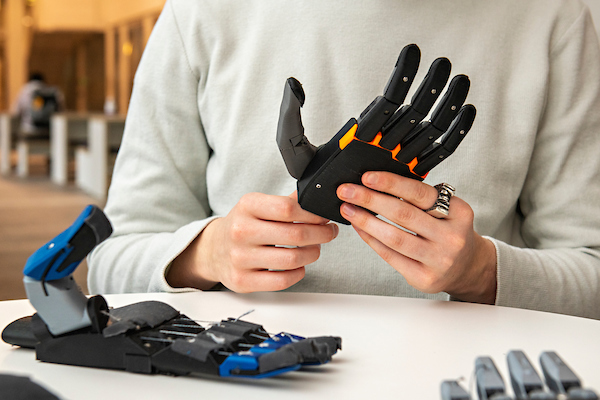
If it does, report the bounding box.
[89,0,600,319]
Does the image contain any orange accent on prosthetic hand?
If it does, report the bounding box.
[338,125,427,179]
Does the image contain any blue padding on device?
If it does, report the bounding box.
[23,205,93,281]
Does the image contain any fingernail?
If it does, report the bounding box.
[339,185,355,199]
[364,172,378,185]
[331,223,339,238]
[341,203,356,217]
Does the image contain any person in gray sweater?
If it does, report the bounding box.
[88,0,600,319]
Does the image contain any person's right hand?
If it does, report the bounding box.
[167,192,339,292]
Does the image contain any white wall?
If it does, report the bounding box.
[582,0,600,37]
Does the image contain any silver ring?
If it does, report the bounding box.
[424,183,455,219]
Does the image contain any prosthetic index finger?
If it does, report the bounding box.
[354,44,421,142]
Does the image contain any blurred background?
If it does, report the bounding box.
[0,0,165,301]
[0,0,598,301]
[0,0,165,114]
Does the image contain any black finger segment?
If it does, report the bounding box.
[410,57,452,115]
[430,75,470,131]
[412,104,475,176]
[379,57,452,150]
[355,95,402,141]
[395,121,445,164]
[379,105,426,149]
[383,44,421,105]
[355,44,421,142]
[277,77,317,179]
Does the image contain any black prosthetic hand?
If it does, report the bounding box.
[276,44,476,224]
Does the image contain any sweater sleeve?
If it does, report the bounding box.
[494,6,600,319]
[87,1,215,294]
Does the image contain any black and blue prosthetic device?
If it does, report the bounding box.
[2,206,341,379]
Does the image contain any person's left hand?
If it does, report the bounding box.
[337,171,497,304]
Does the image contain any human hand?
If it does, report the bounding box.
[167,192,339,293]
[337,171,497,304]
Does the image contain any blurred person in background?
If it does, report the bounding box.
[11,72,64,140]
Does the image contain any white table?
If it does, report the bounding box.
[1,292,599,399]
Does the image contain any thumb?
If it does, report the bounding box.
[276,77,317,180]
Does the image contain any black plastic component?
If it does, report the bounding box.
[379,105,426,149]
[1,316,38,349]
[276,77,317,179]
[2,300,342,379]
[413,105,475,176]
[507,350,545,399]
[568,388,599,399]
[430,75,471,131]
[395,122,445,164]
[441,380,472,400]
[355,96,401,142]
[383,43,420,104]
[87,295,109,333]
[354,44,421,142]
[211,318,268,342]
[257,345,300,374]
[297,125,422,224]
[540,351,582,394]
[301,336,342,363]
[0,374,61,400]
[410,57,451,115]
[103,301,180,337]
[528,393,557,400]
[475,357,510,400]
[55,206,112,275]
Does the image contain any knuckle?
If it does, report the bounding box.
[237,192,255,211]
[228,247,246,267]
[271,269,305,291]
[378,245,398,266]
[228,270,246,291]
[392,206,414,224]
[387,232,406,251]
[413,184,431,204]
[277,197,296,220]
[419,272,444,294]
[450,234,467,253]
[438,254,455,271]
[359,189,373,207]
[380,251,396,267]
[352,207,372,227]
[455,201,475,221]
[280,250,301,268]
[229,221,246,243]
[286,226,307,244]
